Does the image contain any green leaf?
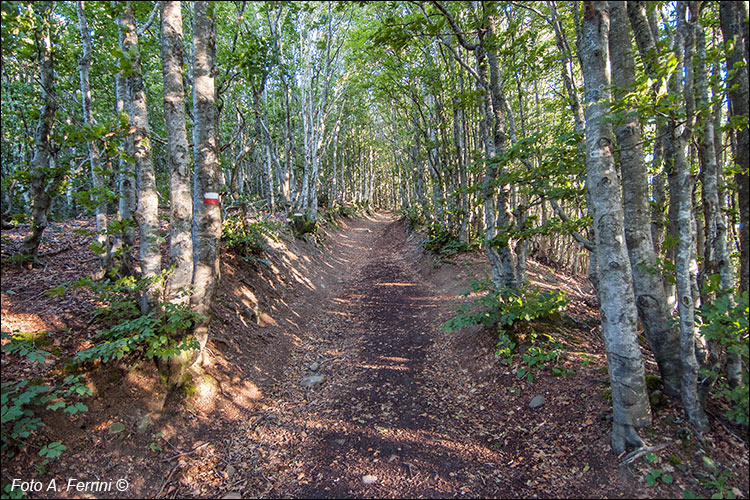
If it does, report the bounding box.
[39,441,66,459]
[46,400,66,411]
[63,402,88,414]
[88,240,106,255]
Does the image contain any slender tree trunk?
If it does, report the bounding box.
[113,71,136,277]
[119,2,161,313]
[21,7,61,259]
[695,16,735,401]
[161,0,193,304]
[719,1,749,388]
[670,3,710,432]
[486,18,518,289]
[720,1,750,290]
[190,0,221,372]
[627,1,673,304]
[551,1,599,293]
[76,1,109,275]
[609,0,683,397]
[580,0,651,454]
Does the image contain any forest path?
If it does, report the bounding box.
[258,214,508,498]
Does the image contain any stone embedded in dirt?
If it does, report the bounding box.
[225,464,236,478]
[108,422,126,434]
[136,413,151,433]
[334,438,345,446]
[529,395,545,408]
[301,375,325,387]
[221,492,242,499]
[362,474,378,485]
[308,361,320,372]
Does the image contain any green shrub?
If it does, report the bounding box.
[401,207,424,230]
[424,224,474,257]
[222,213,279,256]
[697,287,749,426]
[1,332,91,458]
[74,303,200,364]
[47,273,203,365]
[338,204,357,218]
[443,282,569,383]
[290,213,317,237]
[442,281,569,334]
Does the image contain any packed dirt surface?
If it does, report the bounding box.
[2,212,748,499]
[218,214,748,499]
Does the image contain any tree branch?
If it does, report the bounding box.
[430,1,478,51]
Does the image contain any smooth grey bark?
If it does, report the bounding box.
[453,62,470,243]
[609,1,683,398]
[424,92,444,224]
[580,0,651,454]
[719,1,749,388]
[548,1,585,132]
[161,0,193,304]
[119,2,161,313]
[113,70,136,277]
[720,1,750,290]
[21,7,61,259]
[627,0,675,307]
[696,18,735,401]
[486,16,519,289]
[76,1,109,275]
[260,87,276,213]
[190,0,221,369]
[670,3,710,433]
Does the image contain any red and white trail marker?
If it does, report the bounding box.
[203,192,220,205]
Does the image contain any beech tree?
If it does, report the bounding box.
[161,0,193,303]
[608,0,682,398]
[75,0,109,275]
[580,0,651,453]
[190,0,221,368]
[19,3,63,259]
[118,1,162,313]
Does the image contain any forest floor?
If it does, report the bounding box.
[1,212,748,499]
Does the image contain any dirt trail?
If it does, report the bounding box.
[256,214,508,498]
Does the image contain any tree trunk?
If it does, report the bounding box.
[719,1,749,297]
[161,0,193,304]
[189,0,222,375]
[580,0,651,454]
[119,2,161,314]
[21,6,61,259]
[609,0,683,397]
[670,3,710,433]
[76,1,109,275]
[627,0,672,293]
[486,17,518,289]
[695,16,735,401]
[113,70,136,277]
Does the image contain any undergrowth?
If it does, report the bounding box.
[442,279,570,383]
[222,212,280,256]
[424,223,476,257]
[2,272,202,493]
[696,281,749,427]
